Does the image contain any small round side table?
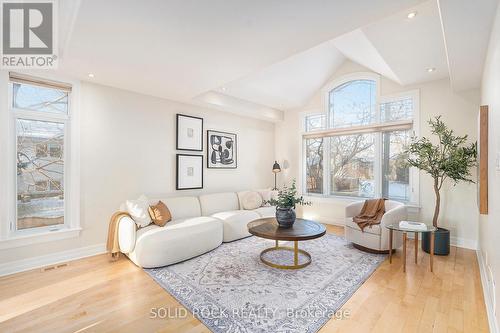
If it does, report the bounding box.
[386,223,437,273]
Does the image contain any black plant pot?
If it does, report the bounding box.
[276,208,296,228]
[421,227,450,256]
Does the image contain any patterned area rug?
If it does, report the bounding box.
[146,234,385,333]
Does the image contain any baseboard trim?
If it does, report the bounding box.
[477,249,499,333]
[450,236,477,250]
[0,243,106,277]
[406,233,477,250]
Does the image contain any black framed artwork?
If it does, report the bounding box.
[207,130,237,169]
[176,154,203,190]
[176,114,203,151]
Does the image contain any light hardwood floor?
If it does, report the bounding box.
[0,225,489,333]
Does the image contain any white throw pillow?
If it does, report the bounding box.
[257,189,272,207]
[242,191,263,210]
[125,195,152,228]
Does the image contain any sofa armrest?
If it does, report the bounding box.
[118,216,136,253]
[380,205,407,250]
[380,205,407,227]
[345,201,365,218]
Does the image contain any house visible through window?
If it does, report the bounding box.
[11,76,70,232]
[303,76,418,203]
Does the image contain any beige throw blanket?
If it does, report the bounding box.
[353,199,386,231]
[107,211,132,259]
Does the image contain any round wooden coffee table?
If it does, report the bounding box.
[247,218,326,269]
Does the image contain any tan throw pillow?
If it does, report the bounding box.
[148,201,172,227]
[242,191,263,210]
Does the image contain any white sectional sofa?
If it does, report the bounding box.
[118,191,276,268]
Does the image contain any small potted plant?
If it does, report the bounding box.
[265,179,311,228]
[405,116,477,255]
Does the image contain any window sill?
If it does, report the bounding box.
[303,194,420,207]
[0,227,82,250]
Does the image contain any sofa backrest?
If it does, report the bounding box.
[385,200,404,212]
[150,196,201,220]
[198,192,239,216]
[237,189,273,209]
[236,191,251,210]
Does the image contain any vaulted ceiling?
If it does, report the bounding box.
[58,0,499,121]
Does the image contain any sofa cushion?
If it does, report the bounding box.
[241,191,263,210]
[199,192,239,216]
[148,201,172,227]
[125,195,152,228]
[237,191,251,209]
[211,210,260,242]
[151,196,201,220]
[253,206,276,218]
[345,218,381,235]
[129,216,223,268]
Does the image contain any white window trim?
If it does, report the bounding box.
[0,72,81,248]
[300,73,420,205]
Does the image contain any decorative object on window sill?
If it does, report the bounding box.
[176,114,203,151]
[272,160,281,190]
[176,154,203,190]
[264,180,311,228]
[207,130,237,169]
[405,116,477,256]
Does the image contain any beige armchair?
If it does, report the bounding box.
[344,200,407,253]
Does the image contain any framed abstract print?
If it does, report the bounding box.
[207,130,237,169]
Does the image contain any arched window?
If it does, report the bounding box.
[303,74,419,203]
[329,79,376,128]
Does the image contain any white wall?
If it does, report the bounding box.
[0,82,275,265]
[276,61,480,248]
[479,3,500,332]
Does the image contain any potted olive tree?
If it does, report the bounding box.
[266,180,310,228]
[405,116,477,255]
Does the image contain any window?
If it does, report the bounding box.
[330,133,375,197]
[382,130,411,202]
[329,80,376,128]
[13,82,69,114]
[380,97,413,122]
[16,119,65,230]
[303,75,418,203]
[305,138,324,194]
[305,114,326,132]
[9,74,73,234]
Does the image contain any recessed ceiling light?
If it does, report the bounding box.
[88,73,95,78]
[407,11,417,19]
[427,67,436,73]
[220,87,226,92]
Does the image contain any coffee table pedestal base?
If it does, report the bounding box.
[260,240,311,270]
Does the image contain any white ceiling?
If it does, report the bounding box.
[332,29,401,84]
[361,0,449,85]
[216,39,345,110]
[57,0,498,121]
[438,0,499,91]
